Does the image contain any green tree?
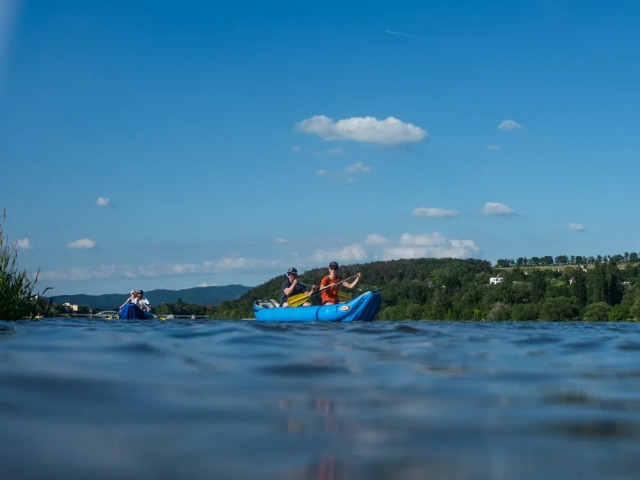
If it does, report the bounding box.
[510,303,541,320]
[155,303,171,316]
[487,302,510,320]
[571,268,588,307]
[588,262,609,304]
[607,262,623,306]
[406,303,423,320]
[531,270,547,303]
[542,256,554,265]
[609,304,630,321]
[583,302,611,321]
[540,297,579,321]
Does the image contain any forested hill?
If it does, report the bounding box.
[208,258,640,321]
[51,284,251,310]
[209,258,491,319]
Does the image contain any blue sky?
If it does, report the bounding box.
[1,0,640,295]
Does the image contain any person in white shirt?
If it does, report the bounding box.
[131,290,152,312]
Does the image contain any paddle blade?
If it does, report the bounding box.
[287,292,311,308]
[338,291,352,302]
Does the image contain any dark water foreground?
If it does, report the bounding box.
[1,318,640,480]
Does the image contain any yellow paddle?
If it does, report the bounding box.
[338,291,352,302]
[287,274,358,308]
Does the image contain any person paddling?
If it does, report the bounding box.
[281,267,317,307]
[131,290,152,312]
[320,261,361,305]
[120,290,137,309]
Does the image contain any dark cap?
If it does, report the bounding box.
[329,261,339,269]
[137,290,144,294]
[287,267,298,275]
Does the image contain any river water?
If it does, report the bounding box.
[1,318,639,480]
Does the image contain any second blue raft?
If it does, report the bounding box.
[118,303,154,320]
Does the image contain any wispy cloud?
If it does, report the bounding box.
[345,161,372,173]
[569,222,586,231]
[315,162,372,183]
[382,29,423,39]
[308,243,368,263]
[382,233,479,260]
[498,120,522,131]
[364,233,389,245]
[412,207,460,218]
[16,238,32,250]
[95,197,111,207]
[67,238,98,249]
[312,147,344,157]
[275,237,289,244]
[482,202,515,216]
[40,257,286,281]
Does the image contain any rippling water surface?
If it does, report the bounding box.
[1,318,640,479]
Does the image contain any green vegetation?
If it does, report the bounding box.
[495,252,639,268]
[0,210,50,321]
[154,299,209,316]
[208,257,640,321]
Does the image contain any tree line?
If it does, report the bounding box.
[208,257,640,321]
[496,252,640,268]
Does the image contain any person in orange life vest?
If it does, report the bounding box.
[319,261,361,305]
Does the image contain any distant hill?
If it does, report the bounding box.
[51,284,252,310]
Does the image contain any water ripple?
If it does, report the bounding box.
[1,318,640,480]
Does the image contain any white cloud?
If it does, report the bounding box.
[487,145,502,150]
[364,233,389,245]
[202,257,281,270]
[382,29,423,40]
[95,197,111,207]
[291,146,302,152]
[275,237,289,244]
[382,233,479,261]
[16,238,32,250]
[345,161,372,173]
[400,232,448,246]
[309,243,368,263]
[198,282,220,287]
[497,120,522,131]
[316,162,372,183]
[412,207,459,218]
[295,114,427,146]
[482,202,515,216]
[67,238,97,249]
[40,256,286,281]
[569,222,586,231]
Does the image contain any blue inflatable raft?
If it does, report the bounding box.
[118,303,154,320]
[253,290,381,322]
